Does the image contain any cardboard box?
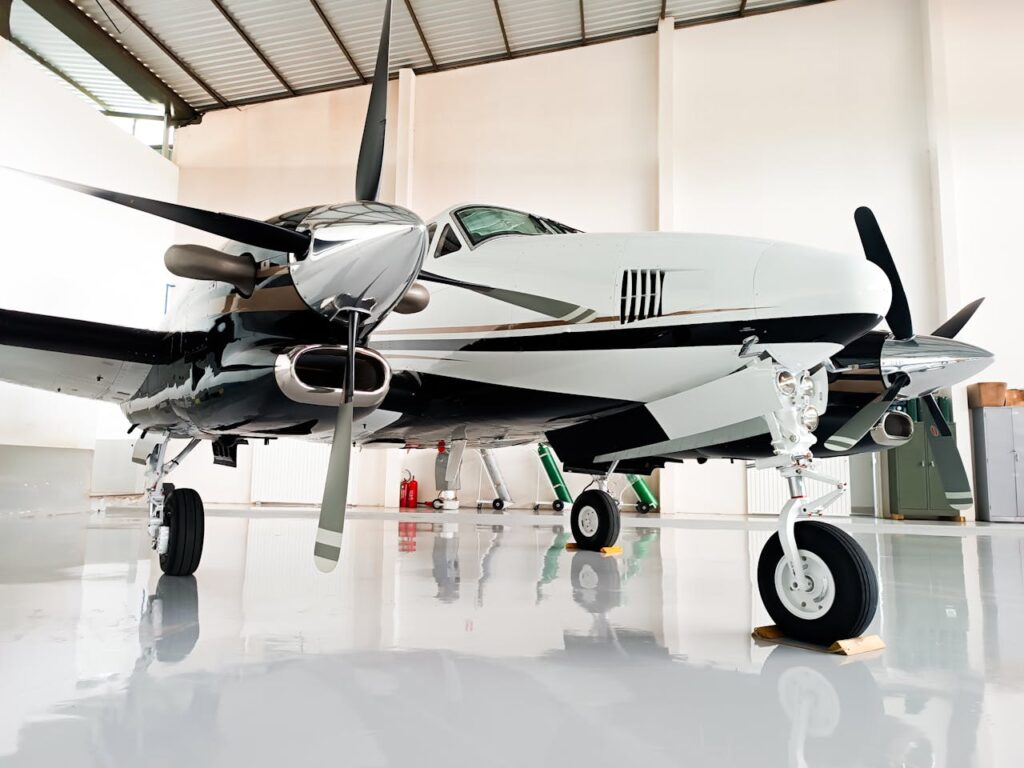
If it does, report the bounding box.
[1006,389,1024,407]
[968,382,1007,408]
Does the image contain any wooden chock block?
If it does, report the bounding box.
[564,543,623,556]
[752,625,885,655]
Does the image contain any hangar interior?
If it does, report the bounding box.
[2,0,1024,765]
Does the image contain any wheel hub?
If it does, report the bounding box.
[577,506,599,537]
[774,550,835,619]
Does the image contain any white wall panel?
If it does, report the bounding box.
[0,38,178,450]
[250,440,331,504]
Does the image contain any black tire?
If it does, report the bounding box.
[552,499,565,512]
[570,489,620,551]
[636,501,652,514]
[159,488,204,577]
[570,551,622,614]
[492,498,505,510]
[757,521,877,646]
[432,498,443,510]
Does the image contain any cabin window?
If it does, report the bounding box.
[433,224,463,258]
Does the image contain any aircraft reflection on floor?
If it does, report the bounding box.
[2,512,1021,766]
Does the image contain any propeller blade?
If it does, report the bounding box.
[932,297,985,339]
[854,207,913,340]
[313,316,361,573]
[418,270,595,321]
[921,394,973,510]
[354,0,392,202]
[3,166,310,253]
[824,376,906,452]
[314,400,354,573]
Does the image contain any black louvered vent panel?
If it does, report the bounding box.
[619,269,665,324]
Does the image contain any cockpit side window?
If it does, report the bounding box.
[433,224,463,258]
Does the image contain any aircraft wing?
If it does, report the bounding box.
[0,308,200,402]
[546,360,829,472]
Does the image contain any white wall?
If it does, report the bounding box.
[411,35,657,230]
[672,0,938,328]
[927,0,1024,388]
[0,38,178,450]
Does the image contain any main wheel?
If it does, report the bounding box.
[570,489,620,551]
[757,520,877,646]
[160,488,204,576]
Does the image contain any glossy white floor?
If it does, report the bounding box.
[2,504,1023,767]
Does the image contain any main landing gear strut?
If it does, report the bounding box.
[755,366,878,645]
[142,436,205,576]
[570,461,621,551]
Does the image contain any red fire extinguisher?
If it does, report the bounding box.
[400,472,409,509]
[405,475,419,509]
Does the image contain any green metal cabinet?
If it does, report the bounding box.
[887,421,961,518]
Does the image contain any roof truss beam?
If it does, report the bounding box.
[208,0,296,96]
[492,0,511,57]
[308,0,366,84]
[403,0,437,71]
[18,0,197,122]
[105,0,228,107]
[1,0,11,39]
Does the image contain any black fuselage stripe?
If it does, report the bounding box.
[373,313,881,352]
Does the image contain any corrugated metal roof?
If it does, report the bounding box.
[500,0,579,52]
[586,0,661,39]
[666,1,743,24]
[10,0,163,114]
[8,0,828,118]
[75,0,221,108]
[412,0,506,63]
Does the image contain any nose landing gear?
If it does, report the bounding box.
[142,436,205,576]
[755,365,879,645]
[757,519,877,646]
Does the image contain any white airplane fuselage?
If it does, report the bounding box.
[120,205,892,459]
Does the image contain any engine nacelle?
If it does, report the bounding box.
[274,344,391,408]
[869,410,914,448]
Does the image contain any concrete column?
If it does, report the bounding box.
[920,0,975,518]
[394,67,416,209]
[657,16,675,232]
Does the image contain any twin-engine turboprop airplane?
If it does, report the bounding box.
[0,0,992,645]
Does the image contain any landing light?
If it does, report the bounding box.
[776,371,797,396]
[799,372,815,397]
[801,406,820,432]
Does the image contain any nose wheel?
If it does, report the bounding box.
[570,489,620,551]
[757,520,877,645]
[159,488,205,577]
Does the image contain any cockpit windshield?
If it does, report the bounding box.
[454,206,580,245]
